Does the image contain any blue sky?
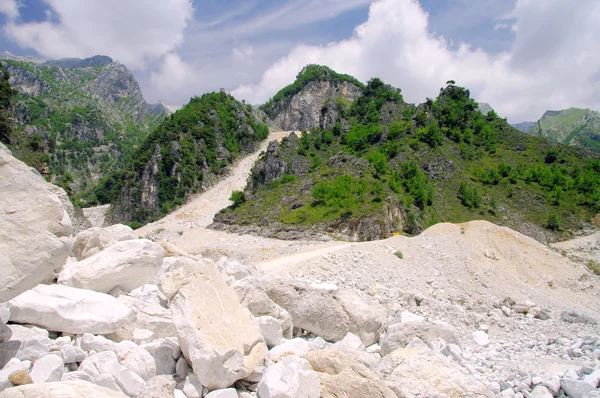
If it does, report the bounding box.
[1,0,600,122]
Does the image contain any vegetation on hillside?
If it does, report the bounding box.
[260,64,365,114]
[1,58,165,205]
[104,91,269,225]
[526,108,600,152]
[0,65,13,143]
[218,76,600,241]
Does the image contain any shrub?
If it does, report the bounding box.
[394,250,404,259]
[367,151,388,176]
[546,214,560,231]
[229,190,246,207]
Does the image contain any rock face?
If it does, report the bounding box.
[71,224,137,260]
[162,259,267,391]
[58,239,163,293]
[3,53,167,197]
[0,380,128,397]
[5,284,135,334]
[377,346,494,397]
[262,64,363,131]
[306,350,396,398]
[264,278,349,342]
[334,288,388,346]
[231,277,294,339]
[107,91,269,226]
[257,355,320,398]
[0,143,73,302]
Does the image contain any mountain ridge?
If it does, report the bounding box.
[0,54,167,202]
[213,71,600,243]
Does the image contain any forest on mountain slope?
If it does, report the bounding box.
[215,69,600,242]
[101,91,270,227]
[0,58,166,205]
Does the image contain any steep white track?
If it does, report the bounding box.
[136,131,341,264]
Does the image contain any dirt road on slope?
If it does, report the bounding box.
[136,131,336,263]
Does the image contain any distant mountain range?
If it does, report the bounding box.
[511,108,600,152]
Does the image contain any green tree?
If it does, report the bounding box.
[229,190,246,207]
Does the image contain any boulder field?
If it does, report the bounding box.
[1,143,600,397]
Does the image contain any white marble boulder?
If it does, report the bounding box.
[0,143,73,302]
[5,284,135,334]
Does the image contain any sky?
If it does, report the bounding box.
[0,0,599,123]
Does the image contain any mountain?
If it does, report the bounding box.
[103,91,270,226]
[260,64,364,131]
[0,53,167,202]
[525,108,600,152]
[213,71,600,242]
[476,102,493,115]
[511,121,537,133]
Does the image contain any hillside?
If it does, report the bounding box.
[529,108,600,151]
[511,121,537,133]
[0,53,168,202]
[513,108,600,152]
[104,91,270,226]
[260,64,364,131]
[214,74,600,242]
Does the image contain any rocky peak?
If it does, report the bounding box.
[260,64,364,131]
[41,55,114,69]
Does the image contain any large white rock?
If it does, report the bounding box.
[232,277,293,339]
[263,278,349,342]
[334,288,388,346]
[138,375,176,398]
[5,284,135,334]
[0,143,73,302]
[72,224,137,260]
[376,346,494,397]
[255,316,286,348]
[267,338,327,363]
[141,338,180,375]
[80,334,156,381]
[82,351,146,397]
[163,259,267,391]
[379,321,458,356]
[182,374,206,398]
[0,380,127,397]
[306,350,396,398]
[257,355,320,398]
[114,340,157,381]
[0,325,51,367]
[58,239,163,293]
[472,330,490,347]
[107,291,176,342]
[29,353,65,383]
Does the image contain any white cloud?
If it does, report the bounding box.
[3,0,194,69]
[232,0,600,122]
[232,46,255,62]
[150,53,197,98]
[0,0,19,20]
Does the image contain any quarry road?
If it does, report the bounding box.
[135,130,338,264]
[165,130,294,228]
